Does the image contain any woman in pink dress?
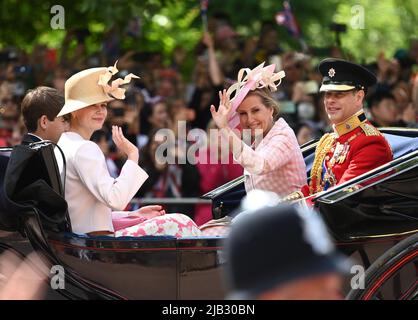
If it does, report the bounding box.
[200,63,306,236]
[194,120,243,226]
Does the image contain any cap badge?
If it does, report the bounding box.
[328,68,336,78]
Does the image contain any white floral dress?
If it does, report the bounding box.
[114,213,202,238]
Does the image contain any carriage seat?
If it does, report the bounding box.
[0,143,71,234]
[383,133,418,159]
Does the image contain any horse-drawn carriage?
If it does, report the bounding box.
[0,127,417,300]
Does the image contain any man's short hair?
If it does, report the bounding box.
[21,86,64,132]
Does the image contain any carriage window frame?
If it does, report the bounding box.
[315,150,418,204]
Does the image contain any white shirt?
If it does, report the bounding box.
[57,132,149,234]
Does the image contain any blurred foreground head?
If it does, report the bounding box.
[224,199,352,300]
[0,251,48,300]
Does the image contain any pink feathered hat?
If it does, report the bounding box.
[226,62,286,128]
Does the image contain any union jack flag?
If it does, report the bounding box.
[275,1,301,38]
[200,0,209,31]
[200,0,209,13]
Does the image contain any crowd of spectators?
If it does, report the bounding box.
[1,15,417,225]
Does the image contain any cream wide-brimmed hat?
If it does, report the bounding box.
[57,62,139,117]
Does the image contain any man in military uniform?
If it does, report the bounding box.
[293,58,393,198]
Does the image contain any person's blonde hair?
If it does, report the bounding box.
[244,88,280,120]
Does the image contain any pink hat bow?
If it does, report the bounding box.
[97,61,140,99]
[226,62,285,128]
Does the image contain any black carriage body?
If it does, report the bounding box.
[0,128,417,299]
[46,233,226,299]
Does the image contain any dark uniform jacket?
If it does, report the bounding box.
[21,133,42,144]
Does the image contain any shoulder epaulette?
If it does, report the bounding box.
[360,123,381,136]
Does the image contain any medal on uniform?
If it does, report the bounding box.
[337,142,350,164]
[330,142,342,166]
[323,167,337,190]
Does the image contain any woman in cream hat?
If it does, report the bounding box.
[57,63,201,237]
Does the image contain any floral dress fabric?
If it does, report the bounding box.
[114,213,202,238]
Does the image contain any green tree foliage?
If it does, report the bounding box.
[332,0,418,62]
[0,0,416,63]
[207,0,339,48]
